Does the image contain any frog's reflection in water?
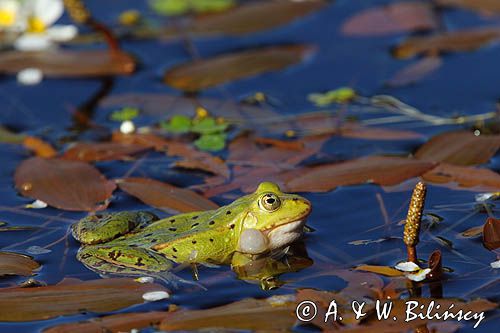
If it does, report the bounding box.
[232,242,313,290]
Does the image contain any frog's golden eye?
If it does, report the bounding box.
[259,193,281,212]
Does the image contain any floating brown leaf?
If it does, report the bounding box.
[0,278,167,322]
[461,225,483,238]
[44,311,167,333]
[283,156,435,192]
[354,264,404,277]
[62,142,150,162]
[341,2,437,36]
[415,131,500,165]
[393,26,500,58]
[340,123,423,140]
[254,137,305,150]
[386,56,442,87]
[159,297,295,331]
[14,157,116,211]
[164,45,314,91]
[436,0,500,15]
[111,132,171,151]
[116,177,218,213]
[422,163,500,190]
[0,50,135,77]
[483,217,500,250]
[23,136,57,158]
[0,252,40,277]
[178,0,327,36]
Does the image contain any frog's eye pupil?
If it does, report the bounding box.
[260,193,281,211]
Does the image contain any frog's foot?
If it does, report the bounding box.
[73,211,159,245]
[77,244,173,275]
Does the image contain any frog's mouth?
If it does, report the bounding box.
[263,217,309,250]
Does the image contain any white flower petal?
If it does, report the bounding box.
[475,192,496,202]
[120,120,135,134]
[135,276,155,284]
[33,0,63,26]
[46,24,77,42]
[142,291,170,302]
[490,260,500,269]
[14,33,53,51]
[25,199,47,208]
[395,261,420,272]
[406,268,431,282]
[17,68,43,85]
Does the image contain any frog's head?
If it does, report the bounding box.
[237,182,311,254]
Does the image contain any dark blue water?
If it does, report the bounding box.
[1,0,499,331]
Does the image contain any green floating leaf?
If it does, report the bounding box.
[160,115,192,133]
[110,107,140,122]
[191,117,228,135]
[194,133,226,152]
[150,0,234,16]
[308,87,357,107]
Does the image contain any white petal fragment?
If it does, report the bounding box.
[142,290,170,302]
[406,268,431,282]
[395,261,420,272]
[14,33,53,51]
[25,199,48,208]
[46,24,78,41]
[490,260,500,269]
[120,120,135,134]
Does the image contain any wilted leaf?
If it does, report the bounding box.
[0,252,40,277]
[62,142,150,162]
[283,156,436,192]
[386,56,442,87]
[116,177,218,213]
[436,0,500,15]
[0,278,167,322]
[173,0,327,36]
[164,45,315,91]
[393,26,500,58]
[44,311,167,333]
[160,297,295,331]
[0,50,135,77]
[461,225,483,238]
[422,163,500,190]
[341,2,437,36]
[483,217,500,250]
[415,131,500,165]
[14,157,116,211]
[22,136,57,158]
[354,265,404,277]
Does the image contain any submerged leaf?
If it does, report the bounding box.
[341,1,437,36]
[422,163,500,190]
[415,131,500,165]
[0,252,40,277]
[164,44,315,91]
[436,0,500,15]
[116,177,218,213]
[483,217,500,250]
[62,142,150,162]
[386,56,442,87]
[0,50,135,77]
[0,278,167,321]
[283,156,435,192]
[14,157,116,211]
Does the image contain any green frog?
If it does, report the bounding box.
[72,182,311,278]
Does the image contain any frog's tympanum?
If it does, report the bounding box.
[72,182,312,283]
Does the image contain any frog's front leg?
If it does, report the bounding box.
[77,244,173,275]
[72,211,158,245]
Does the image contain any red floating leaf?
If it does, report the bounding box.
[0,278,167,322]
[415,131,500,166]
[0,50,135,77]
[282,156,435,192]
[14,157,116,211]
[393,26,500,58]
[386,56,443,87]
[0,252,40,277]
[341,1,438,36]
[422,163,500,191]
[116,177,218,213]
[483,217,500,250]
[62,142,150,162]
[164,44,315,91]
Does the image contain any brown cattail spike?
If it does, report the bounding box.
[403,181,426,263]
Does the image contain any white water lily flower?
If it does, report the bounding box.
[395,261,432,281]
[406,268,431,282]
[395,261,420,272]
[1,0,77,51]
[491,260,500,269]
